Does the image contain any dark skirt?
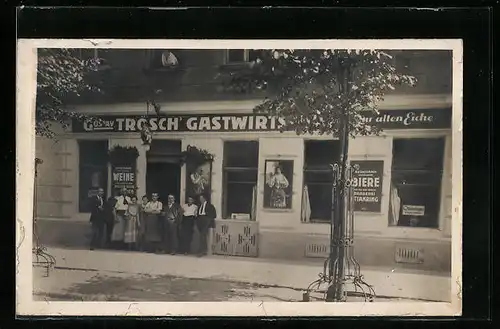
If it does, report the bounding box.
[144,214,162,243]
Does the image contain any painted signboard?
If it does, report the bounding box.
[72,108,452,133]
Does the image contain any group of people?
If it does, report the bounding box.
[89,187,217,257]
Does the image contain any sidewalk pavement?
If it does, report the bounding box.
[45,247,451,302]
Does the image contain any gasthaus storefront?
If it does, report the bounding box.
[50,96,452,272]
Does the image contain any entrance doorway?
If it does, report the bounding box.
[146,162,181,204]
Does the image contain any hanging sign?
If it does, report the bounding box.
[350,160,384,212]
[402,205,426,216]
[112,165,136,195]
[72,108,451,133]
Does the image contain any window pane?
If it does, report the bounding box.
[79,165,107,212]
[248,50,261,62]
[391,170,442,186]
[392,138,445,171]
[225,183,255,217]
[224,141,259,168]
[391,184,441,228]
[79,140,108,165]
[390,137,444,228]
[226,169,258,183]
[78,140,108,212]
[304,140,340,168]
[227,49,245,62]
[304,171,333,184]
[306,183,332,221]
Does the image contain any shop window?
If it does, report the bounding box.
[303,140,340,223]
[222,141,259,219]
[389,137,445,228]
[78,140,109,212]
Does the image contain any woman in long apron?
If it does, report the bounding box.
[124,195,141,250]
[143,192,163,253]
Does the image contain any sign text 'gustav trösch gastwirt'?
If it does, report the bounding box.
[72,109,451,133]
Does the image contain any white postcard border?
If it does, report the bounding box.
[16,38,463,317]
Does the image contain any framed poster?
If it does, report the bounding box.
[350,160,384,212]
[185,161,212,201]
[263,160,293,210]
[112,164,137,196]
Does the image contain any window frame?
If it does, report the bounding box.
[388,133,448,231]
[224,49,261,65]
[303,139,340,223]
[221,140,260,219]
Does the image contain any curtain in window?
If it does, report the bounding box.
[301,185,312,223]
[389,183,401,226]
[251,185,257,221]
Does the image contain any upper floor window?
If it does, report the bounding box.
[76,48,112,70]
[145,49,180,71]
[225,49,261,64]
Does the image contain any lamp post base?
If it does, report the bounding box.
[32,245,56,277]
[303,272,375,302]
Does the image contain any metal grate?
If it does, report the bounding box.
[212,221,259,257]
[394,246,424,264]
[305,242,329,258]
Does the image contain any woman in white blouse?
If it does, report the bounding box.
[179,196,198,254]
[110,188,131,247]
[143,192,163,253]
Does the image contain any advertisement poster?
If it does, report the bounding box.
[112,165,137,195]
[350,160,384,212]
[185,161,212,201]
[263,160,294,210]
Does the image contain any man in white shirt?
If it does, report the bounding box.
[143,192,163,253]
[115,188,131,212]
[180,196,198,255]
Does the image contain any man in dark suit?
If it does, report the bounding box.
[163,194,183,255]
[196,193,217,257]
[89,188,106,250]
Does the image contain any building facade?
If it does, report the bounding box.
[35,49,453,272]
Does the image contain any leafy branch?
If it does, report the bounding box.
[36,48,102,138]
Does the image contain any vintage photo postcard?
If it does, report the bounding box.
[16,39,463,317]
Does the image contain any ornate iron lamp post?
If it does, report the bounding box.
[32,158,56,277]
[303,163,375,302]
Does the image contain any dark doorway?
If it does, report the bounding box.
[146,162,181,205]
[146,139,182,204]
